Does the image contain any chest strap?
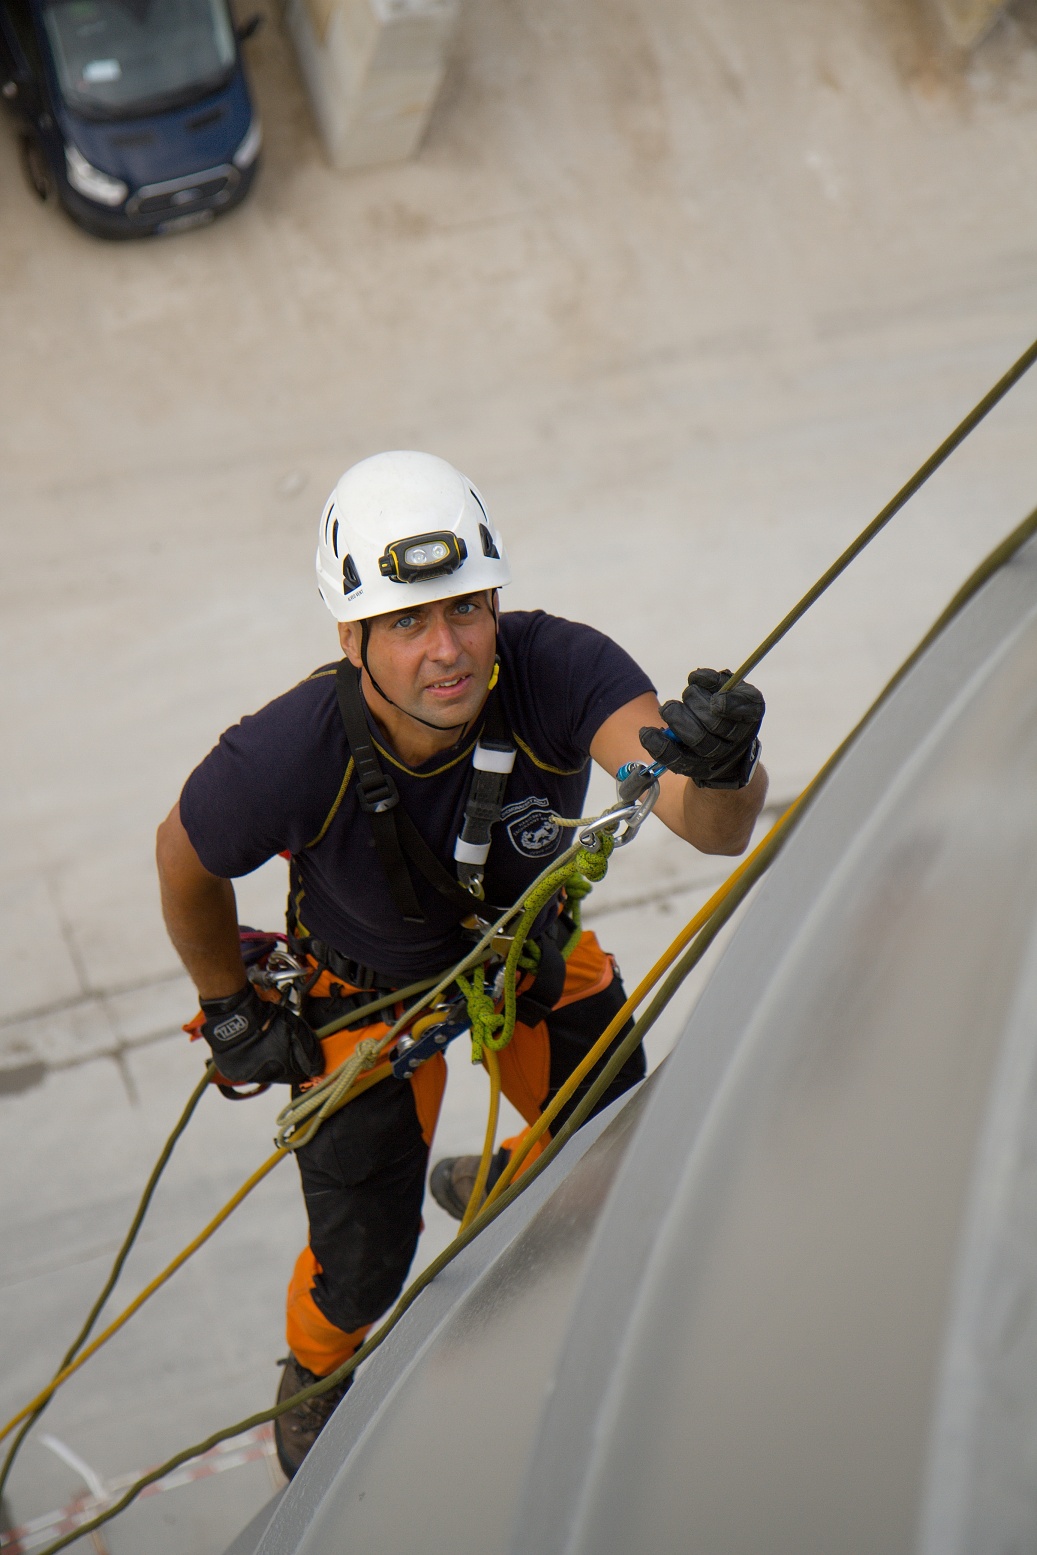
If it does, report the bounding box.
[335,660,511,925]
[453,696,516,896]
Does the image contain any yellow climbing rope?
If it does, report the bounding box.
[17,497,1037,1555]
[9,325,1037,1551]
[0,828,623,1449]
[481,796,805,1210]
[459,1047,502,1234]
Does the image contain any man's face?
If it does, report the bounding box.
[339,591,497,730]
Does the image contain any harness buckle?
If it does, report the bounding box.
[355,757,400,815]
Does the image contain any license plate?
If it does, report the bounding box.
[156,209,216,235]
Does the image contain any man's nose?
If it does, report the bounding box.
[425,617,464,661]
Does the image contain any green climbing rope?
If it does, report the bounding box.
[457,835,614,1064]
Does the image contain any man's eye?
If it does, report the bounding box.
[454,601,476,616]
[393,614,419,630]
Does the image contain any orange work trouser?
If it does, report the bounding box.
[285,929,640,1374]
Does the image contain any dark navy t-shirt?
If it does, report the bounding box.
[180,610,654,981]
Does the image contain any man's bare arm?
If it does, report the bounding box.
[156,804,248,1000]
[589,691,768,856]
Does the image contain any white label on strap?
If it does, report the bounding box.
[473,742,515,773]
[454,837,491,864]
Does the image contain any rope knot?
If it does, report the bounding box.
[457,965,504,1066]
[575,833,614,883]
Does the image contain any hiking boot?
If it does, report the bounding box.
[429,1148,510,1221]
[273,1353,354,1479]
[429,1155,481,1219]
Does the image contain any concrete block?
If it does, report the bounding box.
[0,865,83,1022]
[1,999,114,1073]
[930,0,1009,49]
[287,0,460,170]
[104,971,195,1047]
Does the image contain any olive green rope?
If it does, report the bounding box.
[15,833,793,1555]
[25,503,1037,1555]
[0,1062,216,1501]
[722,332,1037,692]
[312,973,443,1038]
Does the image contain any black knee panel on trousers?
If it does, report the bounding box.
[544,975,645,1135]
[295,1074,428,1334]
[295,968,645,1338]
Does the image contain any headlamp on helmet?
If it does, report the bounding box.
[379,531,468,585]
[316,452,511,624]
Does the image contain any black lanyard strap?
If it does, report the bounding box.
[335,660,486,925]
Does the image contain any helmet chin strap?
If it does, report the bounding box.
[358,592,502,736]
[359,618,475,735]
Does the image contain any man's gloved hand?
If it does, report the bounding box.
[640,669,765,790]
[199,985,325,1085]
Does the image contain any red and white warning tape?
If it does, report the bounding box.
[0,1425,276,1554]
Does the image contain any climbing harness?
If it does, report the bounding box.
[7,334,1037,1554]
[332,655,518,923]
[272,823,623,1153]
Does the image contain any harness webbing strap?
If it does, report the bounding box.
[454,695,516,889]
[334,660,493,925]
[393,805,485,917]
[335,662,427,924]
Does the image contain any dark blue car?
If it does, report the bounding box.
[0,0,261,238]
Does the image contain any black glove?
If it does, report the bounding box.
[640,668,764,789]
[199,985,325,1085]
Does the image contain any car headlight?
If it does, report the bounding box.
[233,117,262,170]
[65,144,128,207]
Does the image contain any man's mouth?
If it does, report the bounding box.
[424,673,472,696]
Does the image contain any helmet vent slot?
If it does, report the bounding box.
[470,487,489,522]
[342,554,360,592]
[479,522,500,560]
[332,517,340,557]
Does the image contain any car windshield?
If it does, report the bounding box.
[41,0,235,118]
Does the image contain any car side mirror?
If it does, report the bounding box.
[235,13,263,40]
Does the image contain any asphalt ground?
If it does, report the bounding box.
[3,0,1037,1547]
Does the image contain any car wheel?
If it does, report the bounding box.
[19,134,53,201]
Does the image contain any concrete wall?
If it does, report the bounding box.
[286,0,459,170]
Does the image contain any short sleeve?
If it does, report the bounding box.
[500,612,655,771]
[179,670,346,878]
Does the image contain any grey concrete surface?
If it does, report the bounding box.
[2,0,1037,1546]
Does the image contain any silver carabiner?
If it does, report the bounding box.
[578,804,636,851]
[249,947,310,995]
[577,775,660,852]
[614,779,660,844]
[575,755,665,845]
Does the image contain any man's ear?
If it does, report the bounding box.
[338,620,363,668]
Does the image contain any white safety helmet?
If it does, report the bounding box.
[316,451,511,623]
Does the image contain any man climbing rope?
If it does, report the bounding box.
[155,450,767,1479]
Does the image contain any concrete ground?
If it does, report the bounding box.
[2,0,1037,1546]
